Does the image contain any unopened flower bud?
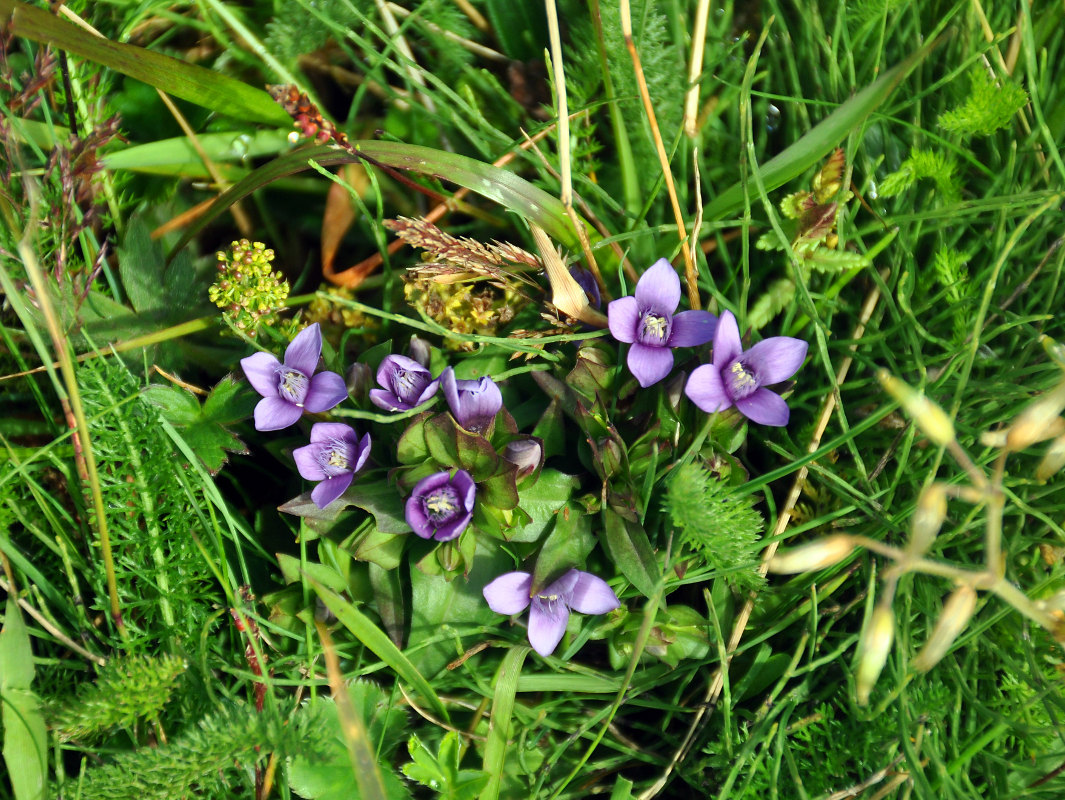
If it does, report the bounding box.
[1005,381,1065,451]
[856,603,895,705]
[1036,433,1065,482]
[503,437,543,480]
[408,335,432,368]
[346,362,372,399]
[437,540,462,572]
[596,437,624,479]
[768,535,855,573]
[909,484,947,555]
[877,370,955,446]
[912,585,977,672]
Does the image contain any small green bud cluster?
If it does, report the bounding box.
[209,239,290,336]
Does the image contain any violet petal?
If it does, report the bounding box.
[309,422,357,444]
[432,509,473,542]
[353,433,372,473]
[369,388,409,412]
[667,310,718,347]
[253,396,303,431]
[303,371,348,413]
[405,495,432,539]
[483,572,533,615]
[684,363,733,413]
[735,388,790,426]
[241,352,282,398]
[543,568,581,598]
[713,310,743,367]
[292,442,329,481]
[607,296,639,343]
[284,323,323,375]
[568,572,620,615]
[742,337,809,385]
[633,258,681,315]
[528,602,570,657]
[627,342,674,388]
[311,472,353,509]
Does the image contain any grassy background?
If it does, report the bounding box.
[2,0,1065,798]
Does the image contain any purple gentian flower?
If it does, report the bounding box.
[240,323,347,431]
[483,568,620,657]
[292,422,371,508]
[684,310,808,426]
[440,367,502,434]
[405,469,476,541]
[607,258,718,387]
[369,355,439,412]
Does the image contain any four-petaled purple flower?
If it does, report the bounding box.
[482,568,620,657]
[241,323,348,431]
[405,469,476,541]
[292,422,371,508]
[440,367,502,434]
[607,258,718,388]
[684,309,808,426]
[369,354,439,412]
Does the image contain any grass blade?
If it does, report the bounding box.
[479,645,529,800]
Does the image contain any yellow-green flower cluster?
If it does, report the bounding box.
[209,240,290,336]
[403,279,521,351]
[303,286,380,343]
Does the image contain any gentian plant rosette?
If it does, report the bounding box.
[607,257,719,387]
[684,309,809,426]
[483,569,620,657]
[292,423,371,509]
[440,367,503,434]
[369,354,440,412]
[240,323,348,430]
[405,469,476,541]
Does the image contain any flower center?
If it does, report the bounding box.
[278,367,310,405]
[637,311,671,347]
[423,486,460,523]
[392,368,428,401]
[533,593,565,619]
[726,360,759,401]
[320,439,352,477]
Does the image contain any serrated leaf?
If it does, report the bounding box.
[141,384,202,425]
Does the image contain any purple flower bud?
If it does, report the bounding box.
[346,362,373,399]
[569,265,601,309]
[607,258,718,387]
[483,569,620,656]
[405,469,476,541]
[503,437,543,480]
[408,335,432,368]
[240,323,348,431]
[440,367,502,434]
[292,422,371,508]
[684,310,808,426]
[369,354,439,412]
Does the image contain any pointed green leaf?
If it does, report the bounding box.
[600,508,659,599]
[1,597,47,800]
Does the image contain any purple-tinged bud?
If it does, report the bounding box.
[408,335,432,368]
[346,362,373,399]
[503,437,543,480]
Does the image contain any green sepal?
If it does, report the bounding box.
[478,461,519,511]
[425,413,499,481]
[396,412,432,464]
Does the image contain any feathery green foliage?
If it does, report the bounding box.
[940,69,1029,137]
[662,463,765,592]
[878,147,962,201]
[49,654,187,742]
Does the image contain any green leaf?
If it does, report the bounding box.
[1,597,47,800]
[276,553,348,592]
[343,480,411,535]
[312,581,450,724]
[396,415,431,465]
[141,376,255,474]
[531,502,596,590]
[116,216,165,314]
[167,141,589,264]
[102,129,293,174]
[0,0,291,127]
[354,527,408,571]
[369,562,407,647]
[289,692,411,800]
[509,469,580,543]
[600,508,659,599]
